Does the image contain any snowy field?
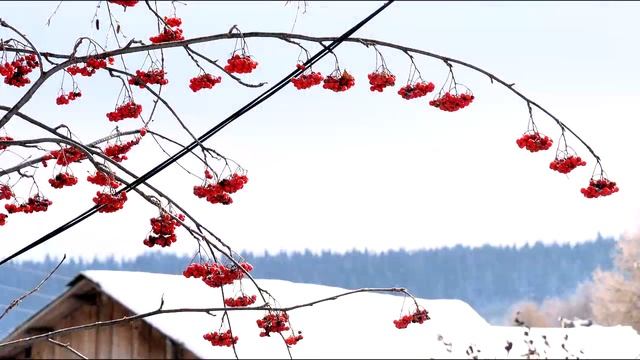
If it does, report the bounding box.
[73,271,640,359]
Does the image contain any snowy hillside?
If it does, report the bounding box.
[80,271,640,359]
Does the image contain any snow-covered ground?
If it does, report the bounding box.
[84,270,640,359]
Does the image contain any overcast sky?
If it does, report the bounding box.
[0,1,639,262]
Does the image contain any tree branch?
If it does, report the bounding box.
[0,287,416,350]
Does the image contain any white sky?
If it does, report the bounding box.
[0,1,639,262]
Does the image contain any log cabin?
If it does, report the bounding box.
[0,272,197,359]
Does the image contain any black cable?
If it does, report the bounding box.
[0,1,394,267]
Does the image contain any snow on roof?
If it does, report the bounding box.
[81,270,640,359]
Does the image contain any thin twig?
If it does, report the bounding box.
[46,338,88,360]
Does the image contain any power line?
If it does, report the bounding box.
[0,283,57,300]
[0,304,37,314]
[0,1,394,267]
[1,264,73,281]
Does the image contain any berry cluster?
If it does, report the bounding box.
[203,330,238,347]
[93,191,128,213]
[429,92,474,112]
[87,171,121,188]
[0,54,39,87]
[149,18,184,44]
[257,312,290,337]
[323,70,355,92]
[106,101,143,122]
[143,212,185,248]
[189,73,222,92]
[393,308,430,329]
[0,184,13,200]
[285,333,304,346]
[0,213,6,226]
[164,17,182,27]
[5,195,52,214]
[581,177,619,198]
[128,69,168,88]
[291,64,323,90]
[108,0,138,7]
[66,57,114,77]
[48,173,78,189]
[368,70,396,92]
[0,136,13,151]
[103,137,142,162]
[224,294,257,308]
[193,173,248,205]
[46,147,86,166]
[549,155,587,174]
[516,132,553,153]
[224,54,258,74]
[397,82,435,100]
[55,91,82,105]
[183,261,254,288]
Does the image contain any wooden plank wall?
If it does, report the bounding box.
[8,289,198,359]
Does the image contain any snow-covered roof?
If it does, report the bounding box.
[75,270,640,359]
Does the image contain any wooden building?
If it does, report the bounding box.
[0,273,197,359]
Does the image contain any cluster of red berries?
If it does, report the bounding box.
[5,195,52,214]
[0,185,13,200]
[183,261,254,288]
[429,92,475,112]
[224,294,257,307]
[87,171,121,188]
[193,173,248,205]
[323,70,355,92]
[203,330,238,347]
[163,16,182,27]
[46,146,86,166]
[549,155,587,174]
[0,54,39,87]
[93,191,128,213]
[149,18,184,44]
[257,312,290,337]
[393,308,430,329]
[291,65,324,90]
[55,91,82,105]
[581,177,619,198]
[106,101,142,122]
[397,82,435,100]
[103,137,142,162]
[368,70,396,92]
[0,213,6,226]
[189,73,222,92]
[48,173,78,189]
[128,69,168,88]
[108,0,138,7]
[66,57,114,77]
[224,54,258,74]
[516,132,553,153]
[284,333,304,346]
[0,136,13,151]
[143,212,185,248]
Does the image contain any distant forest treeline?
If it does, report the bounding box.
[0,235,615,338]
